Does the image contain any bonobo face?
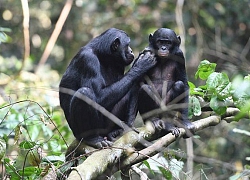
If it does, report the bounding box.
[111,35,134,66]
[120,36,135,65]
[124,45,135,65]
[149,28,181,58]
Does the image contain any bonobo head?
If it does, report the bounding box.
[111,36,135,65]
[149,28,181,58]
[95,28,135,66]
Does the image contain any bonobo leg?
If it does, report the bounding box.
[138,84,180,137]
[69,87,113,148]
[168,81,195,137]
[164,80,184,104]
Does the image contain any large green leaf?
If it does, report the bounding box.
[210,96,227,115]
[19,141,36,149]
[188,81,204,96]
[189,96,202,117]
[206,72,231,100]
[195,60,216,80]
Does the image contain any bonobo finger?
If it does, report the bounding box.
[138,53,145,60]
[107,129,123,141]
[100,140,112,148]
[95,142,103,149]
[158,120,165,129]
[171,128,180,137]
[152,119,165,131]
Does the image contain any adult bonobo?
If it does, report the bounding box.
[135,28,195,137]
[59,28,156,148]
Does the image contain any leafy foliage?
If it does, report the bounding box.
[189,60,250,117]
[0,57,72,178]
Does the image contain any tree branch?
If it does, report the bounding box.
[64,107,245,180]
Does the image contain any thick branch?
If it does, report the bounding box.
[66,107,245,180]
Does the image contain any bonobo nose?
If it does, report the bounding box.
[162,47,166,50]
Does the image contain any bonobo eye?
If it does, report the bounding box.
[158,40,172,45]
[166,40,171,45]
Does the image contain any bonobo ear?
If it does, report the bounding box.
[177,35,181,43]
[111,37,120,52]
[149,33,154,44]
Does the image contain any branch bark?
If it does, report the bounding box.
[64,107,244,180]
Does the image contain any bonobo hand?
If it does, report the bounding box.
[142,47,154,55]
[134,52,156,73]
[152,118,180,137]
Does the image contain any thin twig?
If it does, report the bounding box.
[35,0,73,73]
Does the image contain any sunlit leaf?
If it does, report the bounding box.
[188,82,205,96]
[195,60,216,80]
[19,141,36,149]
[206,72,231,100]
[189,96,202,117]
[18,166,41,177]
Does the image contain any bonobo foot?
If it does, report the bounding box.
[175,119,195,138]
[84,136,113,149]
[107,129,123,141]
[152,118,180,137]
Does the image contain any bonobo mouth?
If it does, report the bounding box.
[125,57,134,65]
[158,52,169,58]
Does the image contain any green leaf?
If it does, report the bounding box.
[158,166,172,179]
[188,81,196,89]
[210,96,227,115]
[206,72,231,100]
[142,160,155,176]
[189,96,202,117]
[188,81,205,96]
[18,166,40,177]
[19,141,36,149]
[0,32,7,43]
[3,158,20,179]
[195,60,216,80]
[233,80,250,100]
[28,125,40,141]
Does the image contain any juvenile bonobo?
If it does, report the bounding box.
[137,28,195,137]
[59,28,156,148]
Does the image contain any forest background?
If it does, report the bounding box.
[0,0,250,179]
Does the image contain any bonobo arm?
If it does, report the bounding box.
[67,50,156,111]
[96,53,156,109]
